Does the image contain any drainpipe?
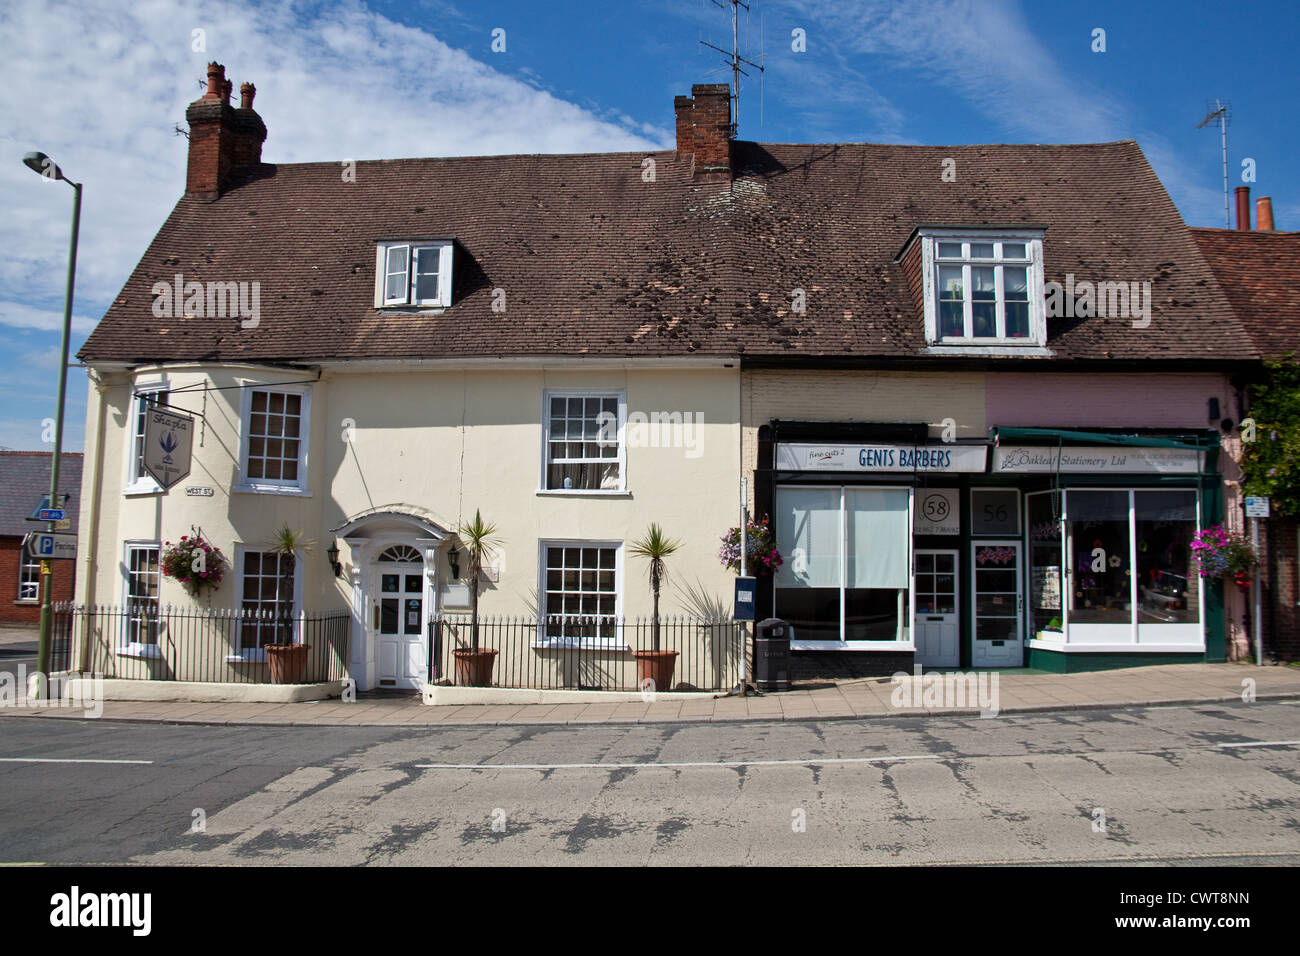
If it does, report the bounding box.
[78,371,109,671]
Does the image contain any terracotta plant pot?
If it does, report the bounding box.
[266,643,310,684]
[453,648,498,687]
[632,650,679,692]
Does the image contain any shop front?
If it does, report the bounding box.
[755,423,1225,676]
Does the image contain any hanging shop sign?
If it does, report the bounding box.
[991,445,1202,475]
[777,443,987,474]
[142,406,194,490]
[914,488,960,535]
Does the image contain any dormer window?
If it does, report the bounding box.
[915,229,1046,349]
[374,240,453,309]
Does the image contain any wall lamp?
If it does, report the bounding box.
[448,545,460,580]
[326,543,342,577]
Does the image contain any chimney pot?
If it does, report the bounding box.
[221,78,233,104]
[240,82,256,110]
[1234,185,1251,230]
[205,62,225,99]
[1256,196,1275,231]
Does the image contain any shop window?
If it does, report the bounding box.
[1067,490,1131,624]
[1135,491,1199,625]
[1027,493,1063,636]
[775,485,911,644]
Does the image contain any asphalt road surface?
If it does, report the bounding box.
[1,701,1297,865]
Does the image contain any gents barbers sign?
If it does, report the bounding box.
[142,407,194,490]
[777,443,987,473]
[992,445,1202,475]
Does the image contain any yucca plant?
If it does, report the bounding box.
[268,523,312,644]
[458,509,501,652]
[629,523,681,652]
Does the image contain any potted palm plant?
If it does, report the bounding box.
[452,509,501,687]
[265,523,312,684]
[629,523,681,692]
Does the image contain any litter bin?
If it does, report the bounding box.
[754,618,790,692]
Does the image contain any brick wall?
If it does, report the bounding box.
[0,536,76,623]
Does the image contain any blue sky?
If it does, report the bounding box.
[3,0,1297,452]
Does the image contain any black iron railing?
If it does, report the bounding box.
[430,614,745,691]
[51,603,350,684]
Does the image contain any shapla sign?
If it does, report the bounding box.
[142,407,194,490]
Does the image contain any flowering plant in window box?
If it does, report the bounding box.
[718,518,783,575]
[161,535,228,597]
[1189,525,1256,591]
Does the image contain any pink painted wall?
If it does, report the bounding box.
[985,372,1233,429]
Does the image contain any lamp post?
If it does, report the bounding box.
[23,151,81,699]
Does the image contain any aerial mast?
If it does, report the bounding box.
[700,0,764,137]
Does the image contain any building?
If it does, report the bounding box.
[0,452,83,623]
[73,65,1261,689]
[1192,188,1300,662]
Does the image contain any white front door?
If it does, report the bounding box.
[914,549,959,667]
[374,562,426,689]
[971,541,1023,668]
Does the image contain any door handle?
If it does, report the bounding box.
[373,603,379,629]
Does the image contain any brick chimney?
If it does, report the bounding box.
[185,62,267,201]
[673,83,732,181]
[1256,195,1275,231]
[1234,185,1251,230]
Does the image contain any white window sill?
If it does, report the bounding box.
[791,640,915,652]
[123,480,164,496]
[921,344,1053,357]
[14,598,39,606]
[535,489,631,497]
[377,306,449,314]
[531,640,631,651]
[226,650,267,663]
[115,643,162,660]
[232,483,312,497]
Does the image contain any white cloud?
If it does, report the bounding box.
[0,303,98,336]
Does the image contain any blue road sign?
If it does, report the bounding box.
[734,576,757,621]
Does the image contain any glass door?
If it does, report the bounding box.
[971,541,1023,667]
[914,550,958,667]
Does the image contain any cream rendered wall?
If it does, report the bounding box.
[78,363,740,623]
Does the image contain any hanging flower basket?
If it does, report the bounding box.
[719,518,783,575]
[1189,525,1256,592]
[161,534,228,597]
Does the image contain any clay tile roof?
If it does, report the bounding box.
[0,452,83,537]
[80,138,1254,366]
[1190,227,1300,361]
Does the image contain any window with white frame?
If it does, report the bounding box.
[124,544,161,643]
[921,233,1045,346]
[774,485,913,645]
[239,550,296,650]
[544,392,623,491]
[375,240,453,309]
[238,387,309,492]
[126,387,169,491]
[541,544,618,642]
[17,551,40,602]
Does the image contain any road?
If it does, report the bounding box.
[0,700,1297,865]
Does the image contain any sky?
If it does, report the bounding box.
[2,0,1297,453]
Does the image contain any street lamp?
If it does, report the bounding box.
[22,151,81,699]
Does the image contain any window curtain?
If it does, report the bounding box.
[846,488,910,588]
[775,487,841,588]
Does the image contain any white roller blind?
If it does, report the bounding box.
[775,487,841,589]
[846,488,910,588]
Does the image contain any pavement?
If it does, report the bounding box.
[3,649,1299,726]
